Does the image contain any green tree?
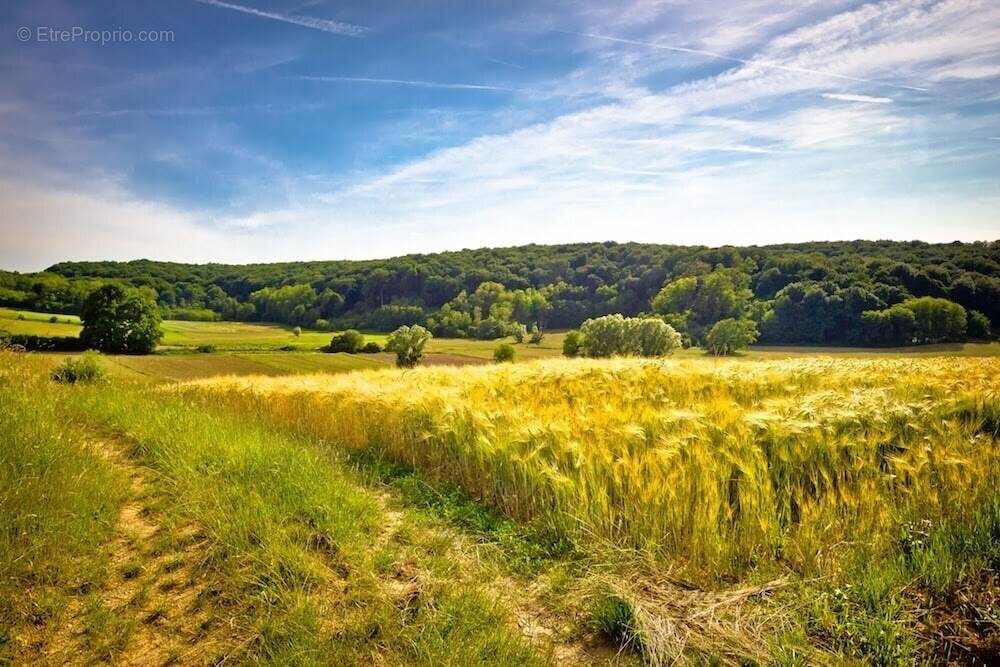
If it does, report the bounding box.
[80,284,162,354]
[901,297,967,343]
[386,325,432,368]
[580,314,628,357]
[705,318,759,355]
[580,315,680,357]
[528,323,545,344]
[494,342,516,363]
[328,329,365,353]
[967,310,991,339]
[624,318,682,357]
[651,269,751,343]
[861,305,915,346]
[562,330,583,357]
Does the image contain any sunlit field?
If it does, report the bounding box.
[180,355,1000,663]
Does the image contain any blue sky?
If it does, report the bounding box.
[1,0,998,270]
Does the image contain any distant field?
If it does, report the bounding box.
[4,308,999,369]
[0,308,82,336]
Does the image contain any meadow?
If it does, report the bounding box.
[2,323,999,663]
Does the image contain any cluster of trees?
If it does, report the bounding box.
[2,240,995,347]
[566,315,682,358]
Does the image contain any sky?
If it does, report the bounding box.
[0,0,998,271]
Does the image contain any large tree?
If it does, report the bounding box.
[80,284,162,354]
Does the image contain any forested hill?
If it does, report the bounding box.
[4,240,998,346]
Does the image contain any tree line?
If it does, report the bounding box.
[1,240,996,347]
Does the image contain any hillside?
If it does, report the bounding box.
[2,240,998,346]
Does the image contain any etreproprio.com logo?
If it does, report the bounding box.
[17,26,174,45]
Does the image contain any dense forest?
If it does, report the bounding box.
[2,240,997,346]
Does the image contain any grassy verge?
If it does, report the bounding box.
[0,353,127,662]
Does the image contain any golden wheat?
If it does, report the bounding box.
[182,357,1000,578]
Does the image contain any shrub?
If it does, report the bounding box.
[589,593,639,650]
[580,315,681,357]
[328,329,364,353]
[80,285,162,354]
[528,324,544,344]
[386,325,432,368]
[624,318,681,356]
[49,315,58,323]
[361,341,383,353]
[50,352,105,384]
[314,318,330,331]
[580,315,628,357]
[705,318,759,355]
[494,343,516,363]
[292,326,302,337]
[511,323,527,344]
[16,312,25,320]
[196,344,217,353]
[562,330,583,357]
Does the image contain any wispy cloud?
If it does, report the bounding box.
[290,76,517,91]
[564,30,929,92]
[822,93,893,104]
[191,0,368,37]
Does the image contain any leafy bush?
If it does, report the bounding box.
[361,341,382,353]
[494,343,516,363]
[562,330,583,357]
[328,329,364,353]
[580,315,681,357]
[528,324,544,344]
[48,315,58,323]
[196,344,217,353]
[292,326,302,337]
[510,323,527,343]
[386,325,432,368]
[624,318,681,356]
[50,352,105,383]
[705,318,759,355]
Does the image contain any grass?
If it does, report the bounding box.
[0,353,128,661]
[185,356,1000,663]
[0,350,550,665]
[4,341,1000,664]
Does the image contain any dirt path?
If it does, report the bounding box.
[34,438,226,667]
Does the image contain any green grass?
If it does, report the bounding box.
[0,354,128,662]
[0,351,549,665]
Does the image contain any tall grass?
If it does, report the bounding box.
[186,357,1000,581]
[12,353,545,665]
[0,352,127,660]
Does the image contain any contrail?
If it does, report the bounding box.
[191,0,368,37]
[290,76,516,91]
[566,31,928,92]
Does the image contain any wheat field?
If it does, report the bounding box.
[184,357,1000,580]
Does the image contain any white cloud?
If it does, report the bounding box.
[822,93,894,104]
